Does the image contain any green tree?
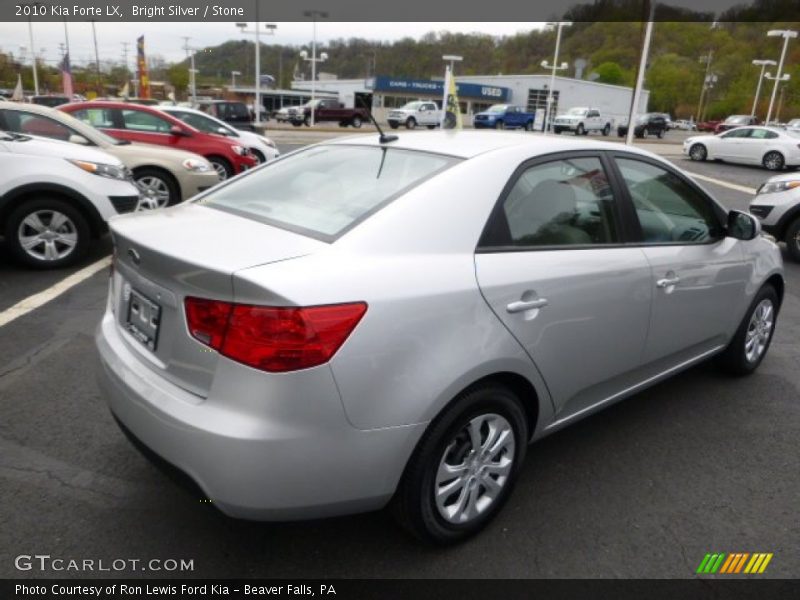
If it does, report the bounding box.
[594,62,626,85]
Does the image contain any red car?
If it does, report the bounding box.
[695,119,721,132]
[60,101,256,180]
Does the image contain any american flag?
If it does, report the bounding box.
[59,52,73,99]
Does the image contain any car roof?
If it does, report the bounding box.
[322,130,654,160]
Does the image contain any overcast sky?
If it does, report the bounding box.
[0,22,543,68]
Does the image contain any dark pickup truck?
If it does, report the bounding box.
[290,99,370,128]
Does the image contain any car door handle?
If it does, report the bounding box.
[506,298,549,313]
[656,277,681,288]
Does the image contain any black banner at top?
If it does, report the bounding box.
[2,0,800,22]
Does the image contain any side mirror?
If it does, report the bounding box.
[727,210,760,241]
[169,125,189,137]
[217,126,233,136]
[68,134,89,145]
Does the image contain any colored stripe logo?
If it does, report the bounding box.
[696,552,773,574]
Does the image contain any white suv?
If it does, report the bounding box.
[387,101,440,130]
[0,131,141,268]
[750,173,800,261]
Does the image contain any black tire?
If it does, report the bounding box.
[291,120,302,127]
[494,120,505,130]
[389,122,399,130]
[689,143,707,162]
[641,127,649,139]
[207,156,233,180]
[426,125,436,130]
[657,129,665,139]
[303,115,311,127]
[763,151,785,171]
[602,123,611,136]
[351,116,363,128]
[405,117,417,130]
[553,127,562,135]
[784,218,800,262]
[575,123,584,136]
[5,197,90,269]
[525,120,533,131]
[391,383,528,545]
[133,167,180,207]
[717,285,779,376]
[249,149,266,164]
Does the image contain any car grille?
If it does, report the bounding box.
[109,195,140,214]
[749,205,774,219]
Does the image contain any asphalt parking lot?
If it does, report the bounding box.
[1,134,798,579]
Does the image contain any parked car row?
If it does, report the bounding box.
[0,99,280,269]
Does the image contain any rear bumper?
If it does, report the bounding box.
[95,311,425,520]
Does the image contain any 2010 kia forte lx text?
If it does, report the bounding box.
[96,131,783,544]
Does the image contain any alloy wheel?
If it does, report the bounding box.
[744,299,774,363]
[434,413,515,525]
[17,210,78,262]
[135,176,171,210]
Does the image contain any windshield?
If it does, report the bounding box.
[399,102,424,110]
[200,145,459,240]
[566,108,588,116]
[725,115,749,124]
[486,105,509,113]
[169,110,236,136]
[788,119,800,127]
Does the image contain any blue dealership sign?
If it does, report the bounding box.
[373,76,509,102]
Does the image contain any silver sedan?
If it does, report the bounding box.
[96,132,783,544]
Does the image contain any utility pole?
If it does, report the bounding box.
[121,42,130,78]
[26,4,40,95]
[89,19,102,95]
[182,36,197,103]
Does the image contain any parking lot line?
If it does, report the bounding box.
[0,256,111,328]
[683,171,757,195]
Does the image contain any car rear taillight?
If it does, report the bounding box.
[184,298,367,372]
[185,297,233,350]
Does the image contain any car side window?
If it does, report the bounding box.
[615,158,722,244]
[750,129,778,139]
[121,110,172,133]
[0,110,70,142]
[481,156,619,248]
[71,108,116,129]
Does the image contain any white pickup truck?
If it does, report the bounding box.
[552,107,613,136]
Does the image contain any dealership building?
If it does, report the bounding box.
[288,74,650,126]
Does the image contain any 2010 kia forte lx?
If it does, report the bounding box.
[96,132,783,544]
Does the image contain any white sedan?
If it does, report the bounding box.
[684,126,800,171]
[159,105,280,164]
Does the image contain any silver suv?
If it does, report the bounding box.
[96,132,783,543]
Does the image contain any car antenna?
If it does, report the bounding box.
[357,95,397,144]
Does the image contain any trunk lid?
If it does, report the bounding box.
[109,203,326,397]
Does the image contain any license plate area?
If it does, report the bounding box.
[124,288,161,352]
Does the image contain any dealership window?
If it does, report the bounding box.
[527,88,559,116]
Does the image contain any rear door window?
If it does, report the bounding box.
[200,145,459,240]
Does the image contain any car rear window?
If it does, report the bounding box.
[199,145,459,240]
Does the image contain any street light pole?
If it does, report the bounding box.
[541,21,572,135]
[236,21,276,126]
[90,19,102,96]
[765,29,798,125]
[301,10,329,127]
[751,59,776,118]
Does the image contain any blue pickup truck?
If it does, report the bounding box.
[473,104,535,130]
